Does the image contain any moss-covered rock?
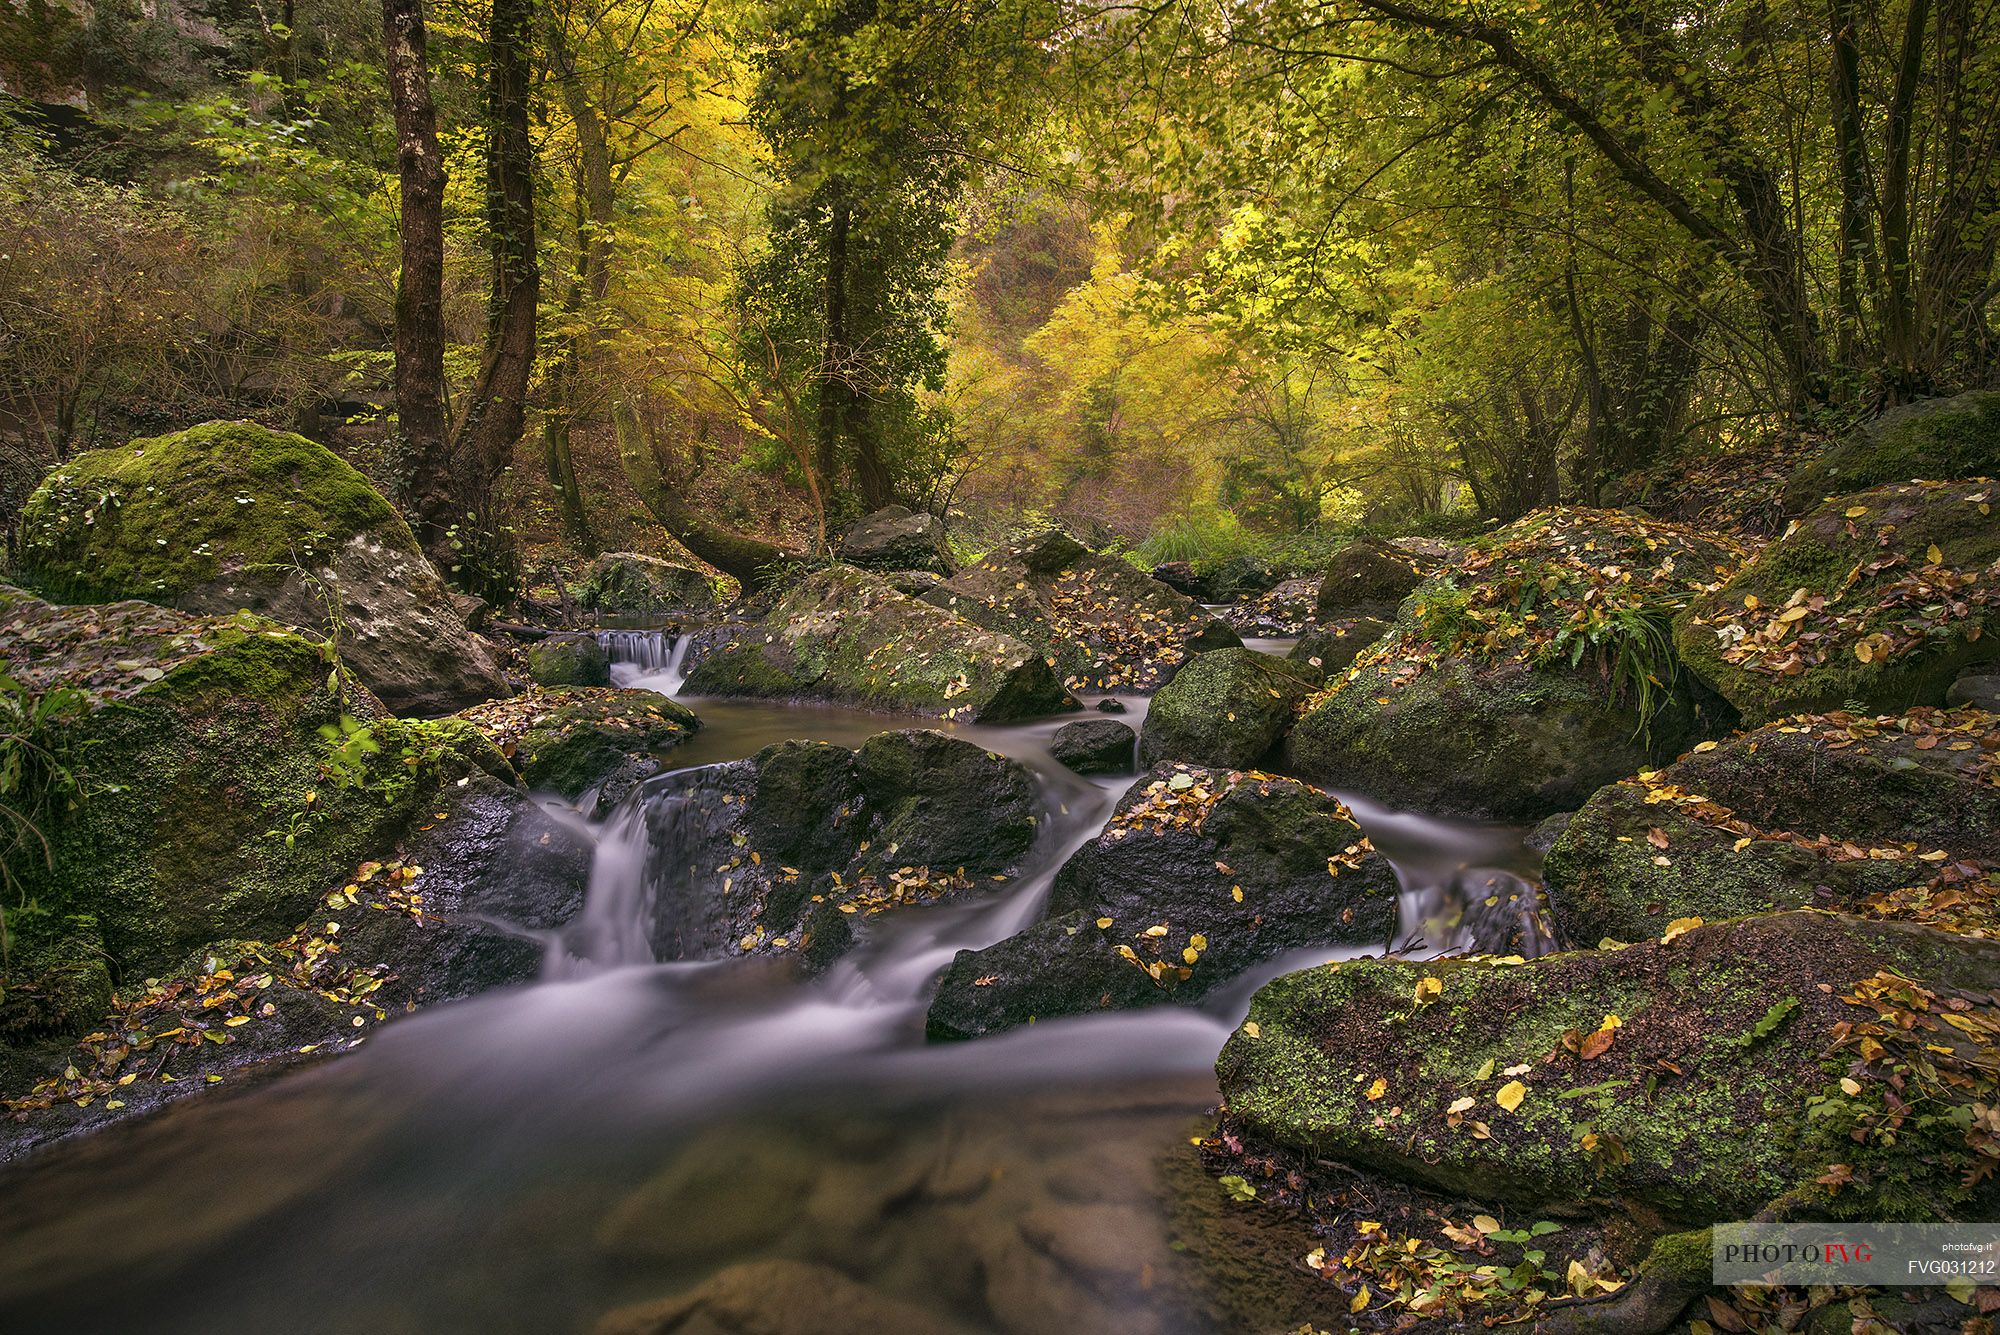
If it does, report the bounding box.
[16,421,509,714]
[837,505,952,575]
[925,530,1240,692]
[1140,648,1318,769]
[525,634,611,688]
[926,766,1398,1038]
[574,551,721,614]
[1217,911,2000,1226]
[1315,537,1435,619]
[458,686,698,800]
[1049,718,1137,775]
[682,567,1076,722]
[1676,480,2000,724]
[0,591,507,1004]
[1286,616,1389,680]
[1544,707,2000,946]
[1289,509,1745,820]
[584,732,1040,970]
[1784,391,2000,513]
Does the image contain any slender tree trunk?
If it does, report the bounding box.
[1829,0,1875,369]
[1880,0,1933,394]
[380,0,454,567]
[612,401,800,594]
[815,195,851,506]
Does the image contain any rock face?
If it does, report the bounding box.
[1544,708,2000,947]
[1286,617,1389,679]
[1784,390,2000,513]
[575,551,719,614]
[1216,911,2000,1225]
[1049,719,1137,775]
[924,530,1240,692]
[526,633,612,687]
[1315,537,1435,619]
[458,686,699,804]
[1289,509,1745,821]
[0,587,510,1036]
[839,505,952,575]
[1676,480,2000,725]
[17,421,510,714]
[682,567,1076,722]
[1954,674,2000,711]
[926,767,1397,1039]
[1139,648,1318,769]
[605,731,1041,969]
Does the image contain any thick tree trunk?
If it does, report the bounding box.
[612,401,800,595]
[379,0,454,566]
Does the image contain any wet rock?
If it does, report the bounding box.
[1285,617,1389,680]
[575,551,720,614]
[1677,480,2000,724]
[839,504,952,575]
[1952,674,2000,711]
[683,567,1075,723]
[925,529,1240,693]
[1096,697,1128,714]
[1543,707,2000,947]
[1148,561,1205,600]
[1784,390,2000,513]
[1050,719,1137,775]
[622,732,1040,967]
[927,767,1397,1038]
[1290,509,1745,821]
[458,685,699,802]
[1315,536,1434,619]
[596,1259,969,1335]
[1216,911,2000,1224]
[17,421,509,714]
[525,633,612,688]
[1140,648,1318,769]
[1217,577,1318,637]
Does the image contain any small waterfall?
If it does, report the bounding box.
[598,630,691,696]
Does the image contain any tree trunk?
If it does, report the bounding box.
[1879,0,1933,394]
[1828,0,1875,369]
[612,401,800,595]
[380,0,454,566]
[815,195,851,506]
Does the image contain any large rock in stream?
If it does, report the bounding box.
[926,766,1398,1039]
[1315,536,1438,620]
[1288,508,1746,821]
[922,529,1239,693]
[1140,647,1319,768]
[17,421,510,714]
[682,566,1075,722]
[1544,706,2000,948]
[1216,910,2000,1226]
[838,504,953,575]
[1675,479,2000,725]
[592,730,1042,969]
[574,551,722,614]
[458,685,699,809]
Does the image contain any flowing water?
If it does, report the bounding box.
[0,633,1535,1335]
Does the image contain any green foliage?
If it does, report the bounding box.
[0,665,93,956]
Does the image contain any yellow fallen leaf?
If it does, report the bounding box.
[1095,917,1114,929]
[1927,543,1944,565]
[1692,740,1718,753]
[1242,1021,1261,1038]
[1190,933,1208,950]
[1231,885,1243,902]
[1599,1013,1622,1031]
[1661,916,1704,943]
[1845,505,1869,518]
[222,1015,250,1027]
[1366,1077,1388,1101]
[1447,1096,1476,1115]
[1182,947,1200,965]
[1495,1080,1527,1112]
[1472,1214,1501,1233]
[1305,1246,1327,1271]
[1350,1285,1370,1313]
[1414,976,1442,1003]
[1840,1077,1862,1096]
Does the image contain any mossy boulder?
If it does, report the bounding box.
[1217,911,2000,1226]
[1544,707,2000,947]
[1049,718,1137,775]
[458,686,698,803]
[1140,648,1318,768]
[1289,509,1745,820]
[682,567,1076,722]
[575,552,720,614]
[16,421,509,714]
[581,732,1040,970]
[926,766,1398,1039]
[1286,616,1389,679]
[525,633,611,688]
[838,505,952,575]
[1676,480,2000,724]
[925,530,1240,692]
[1217,576,1318,637]
[1784,391,2000,513]
[1315,537,1435,619]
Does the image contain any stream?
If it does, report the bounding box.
[0,634,1536,1334]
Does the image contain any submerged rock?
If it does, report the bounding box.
[574,551,720,614]
[925,530,1239,693]
[1289,508,1744,820]
[17,421,509,714]
[1544,707,2000,947]
[458,686,698,803]
[1784,390,2000,513]
[926,766,1397,1039]
[597,1259,969,1335]
[1216,911,2000,1225]
[1140,647,1318,769]
[839,504,952,575]
[525,633,612,688]
[1049,718,1137,775]
[682,567,1075,722]
[1676,479,2000,724]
